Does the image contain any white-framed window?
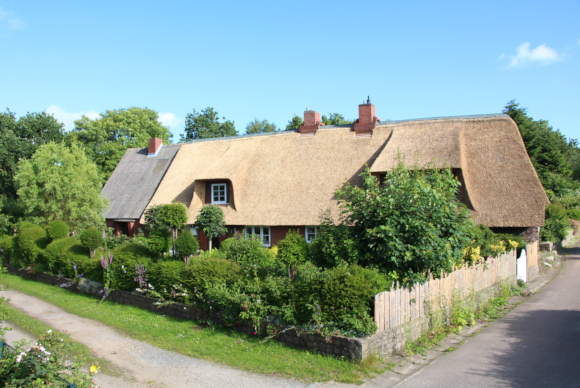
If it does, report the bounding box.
[305,226,317,243]
[189,226,198,236]
[245,226,271,247]
[211,183,227,204]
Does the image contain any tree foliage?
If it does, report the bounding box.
[503,100,580,197]
[14,142,108,232]
[0,109,65,203]
[46,220,69,241]
[68,107,172,183]
[245,118,277,134]
[321,113,353,125]
[156,203,188,255]
[181,107,238,141]
[333,162,474,286]
[174,232,199,261]
[285,115,303,131]
[277,230,308,280]
[195,205,227,250]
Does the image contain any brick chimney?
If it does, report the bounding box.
[148,138,163,156]
[298,108,325,134]
[354,97,380,135]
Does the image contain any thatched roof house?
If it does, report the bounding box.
[139,102,548,249]
[101,139,180,236]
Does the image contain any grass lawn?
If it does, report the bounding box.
[0,273,384,383]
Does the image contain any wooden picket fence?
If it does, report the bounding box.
[374,250,517,333]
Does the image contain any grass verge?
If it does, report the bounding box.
[1,301,123,377]
[0,273,381,383]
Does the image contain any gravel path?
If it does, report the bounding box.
[0,289,308,388]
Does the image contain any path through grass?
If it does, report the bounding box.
[0,274,381,383]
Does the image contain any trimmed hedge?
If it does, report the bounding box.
[47,220,69,241]
[0,235,17,264]
[181,256,242,295]
[174,232,199,260]
[149,260,187,298]
[17,227,50,267]
[42,237,97,279]
[109,243,157,291]
[80,227,104,250]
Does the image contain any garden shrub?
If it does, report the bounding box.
[0,235,17,264]
[566,208,580,221]
[277,229,308,280]
[308,211,361,269]
[46,220,69,241]
[197,248,227,260]
[149,260,187,299]
[104,227,131,249]
[16,221,37,234]
[174,232,199,260]
[293,265,388,336]
[541,204,569,242]
[80,227,104,257]
[16,226,49,267]
[109,243,156,291]
[147,229,172,257]
[465,224,506,261]
[220,234,274,267]
[43,237,91,278]
[181,256,242,294]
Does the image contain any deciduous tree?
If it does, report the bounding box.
[195,205,227,251]
[181,107,237,141]
[245,118,277,134]
[68,107,172,183]
[14,142,107,232]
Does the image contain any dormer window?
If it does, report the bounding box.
[211,183,227,204]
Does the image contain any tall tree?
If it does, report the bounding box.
[181,107,237,141]
[321,113,353,125]
[503,100,579,196]
[68,107,172,183]
[14,142,108,232]
[245,118,277,134]
[0,110,65,200]
[285,115,303,131]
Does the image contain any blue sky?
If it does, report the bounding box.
[1,0,578,142]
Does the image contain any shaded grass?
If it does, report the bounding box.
[0,274,379,383]
[1,301,124,377]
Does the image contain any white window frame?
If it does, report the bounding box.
[211,183,227,204]
[305,226,317,243]
[244,226,271,247]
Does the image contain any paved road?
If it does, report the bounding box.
[393,247,580,388]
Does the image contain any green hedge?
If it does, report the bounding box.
[0,235,17,264]
[181,256,242,295]
[17,227,50,267]
[42,237,96,278]
[149,260,187,298]
[46,220,69,241]
[110,243,157,291]
[293,265,387,335]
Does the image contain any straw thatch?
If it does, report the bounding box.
[370,114,549,227]
[143,114,548,228]
[101,144,181,220]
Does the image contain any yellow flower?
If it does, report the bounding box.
[508,240,519,250]
[90,364,100,374]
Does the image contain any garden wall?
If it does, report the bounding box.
[4,251,517,361]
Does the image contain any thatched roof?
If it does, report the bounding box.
[101,144,180,220]
[370,114,549,227]
[144,114,548,228]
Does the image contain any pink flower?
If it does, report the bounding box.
[253,332,257,335]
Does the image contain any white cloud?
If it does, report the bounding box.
[45,105,99,131]
[506,42,560,68]
[0,6,24,30]
[158,112,180,129]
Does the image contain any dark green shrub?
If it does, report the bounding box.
[566,208,580,220]
[220,234,274,267]
[46,220,69,241]
[468,224,503,259]
[308,211,361,269]
[149,260,186,298]
[174,232,199,260]
[110,243,156,291]
[195,205,227,251]
[80,227,104,258]
[0,235,17,264]
[16,221,37,234]
[17,226,50,267]
[541,204,569,242]
[277,230,308,280]
[104,227,131,249]
[147,229,172,257]
[181,256,241,294]
[43,237,91,278]
[293,265,387,336]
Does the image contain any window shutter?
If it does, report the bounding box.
[205,182,211,204]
